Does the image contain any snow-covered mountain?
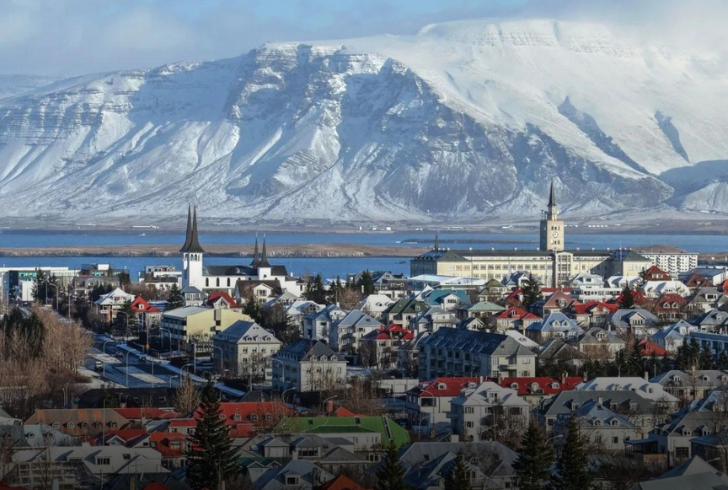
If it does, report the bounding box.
[0,19,726,226]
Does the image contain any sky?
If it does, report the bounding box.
[0,0,724,76]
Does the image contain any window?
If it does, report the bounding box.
[675,447,689,458]
[466,422,474,428]
[96,457,111,465]
[612,437,619,444]
[464,407,474,414]
[66,422,75,429]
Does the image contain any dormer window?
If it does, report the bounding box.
[611,419,619,426]
[594,420,602,426]
[232,414,241,422]
[66,422,75,429]
[437,383,446,390]
[250,414,258,421]
[511,383,519,390]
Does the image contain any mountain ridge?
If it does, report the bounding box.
[0,18,726,225]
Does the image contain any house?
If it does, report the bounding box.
[205,291,239,310]
[651,320,700,353]
[407,307,455,336]
[609,309,661,337]
[654,293,687,322]
[359,323,415,369]
[235,280,283,305]
[329,310,383,353]
[417,328,537,380]
[628,455,728,490]
[276,416,410,451]
[402,450,487,490]
[642,266,671,282]
[538,338,586,368]
[494,307,541,333]
[693,308,728,332]
[532,290,577,317]
[24,409,131,439]
[449,381,530,442]
[212,320,282,378]
[685,287,724,314]
[577,327,625,359]
[648,411,725,466]
[576,377,679,405]
[271,339,347,392]
[303,305,346,341]
[354,294,394,319]
[570,301,619,329]
[419,289,471,311]
[650,370,728,403]
[404,377,479,431]
[246,460,334,490]
[455,301,505,321]
[397,441,518,490]
[382,298,429,327]
[95,288,136,323]
[554,399,640,452]
[689,331,728,358]
[525,312,584,342]
[130,296,163,332]
[192,402,292,438]
[160,306,252,356]
[641,281,691,299]
[318,475,372,490]
[498,376,583,406]
[477,279,509,303]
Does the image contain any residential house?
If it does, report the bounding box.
[397,441,518,490]
[408,307,455,336]
[246,460,335,490]
[654,293,688,322]
[693,308,728,332]
[532,290,577,317]
[355,294,395,319]
[235,280,283,305]
[610,309,661,337]
[576,377,679,405]
[95,288,136,323]
[686,287,724,314]
[652,320,700,353]
[649,411,725,466]
[577,327,625,360]
[419,289,471,311]
[404,377,479,431]
[417,328,537,380]
[477,279,509,303]
[570,301,619,329]
[212,320,282,378]
[449,381,530,442]
[192,402,292,438]
[498,376,583,407]
[329,310,383,353]
[494,307,541,333]
[382,298,429,327]
[205,291,239,310]
[303,305,346,341]
[402,451,487,490]
[650,370,728,403]
[276,416,410,452]
[641,281,691,299]
[525,312,584,342]
[360,324,414,369]
[129,296,163,332]
[538,338,586,368]
[25,409,131,439]
[690,331,728,358]
[628,455,728,490]
[271,339,347,392]
[455,301,505,321]
[554,399,640,452]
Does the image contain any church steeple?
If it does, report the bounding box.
[250,235,260,267]
[180,205,205,254]
[547,180,558,220]
[259,235,271,267]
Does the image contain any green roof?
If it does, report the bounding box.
[275,416,410,447]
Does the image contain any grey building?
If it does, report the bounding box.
[417,328,537,380]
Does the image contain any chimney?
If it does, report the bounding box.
[497,371,503,384]
[644,371,649,381]
[583,371,588,382]
[561,372,567,385]
[597,396,603,407]
[479,375,484,384]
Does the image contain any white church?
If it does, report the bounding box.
[180,206,302,299]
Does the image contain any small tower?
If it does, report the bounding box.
[539,181,565,252]
[180,205,205,290]
[257,235,272,279]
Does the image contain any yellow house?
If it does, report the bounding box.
[161,306,253,355]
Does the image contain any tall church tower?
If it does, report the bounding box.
[180,205,205,290]
[539,182,565,252]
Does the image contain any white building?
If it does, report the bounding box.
[638,250,699,275]
[449,381,531,442]
[271,339,347,392]
[179,206,301,296]
[576,377,679,403]
[212,321,282,378]
[0,266,79,303]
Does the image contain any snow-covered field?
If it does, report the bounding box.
[0,19,726,225]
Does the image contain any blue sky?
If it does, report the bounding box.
[0,0,720,76]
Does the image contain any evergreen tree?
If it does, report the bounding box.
[167,284,185,310]
[186,382,239,490]
[551,415,593,490]
[521,272,543,309]
[628,341,645,376]
[357,270,376,296]
[375,440,407,490]
[445,450,472,490]
[619,285,635,309]
[513,421,553,490]
[243,295,263,323]
[32,269,57,304]
[115,300,138,334]
[717,350,728,371]
[304,274,328,304]
[699,344,715,370]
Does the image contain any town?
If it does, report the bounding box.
[0,190,723,490]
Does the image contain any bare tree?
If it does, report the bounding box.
[173,377,201,415]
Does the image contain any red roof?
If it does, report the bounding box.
[365,323,414,341]
[496,307,540,320]
[638,339,669,357]
[150,432,188,458]
[499,377,582,396]
[685,273,709,289]
[613,289,647,306]
[332,406,362,417]
[0,482,31,490]
[206,291,238,308]
[142,484,171,490]
[542,288,572,294]
[572,301,619,315]
[642,265,671,281]
[319,475,372,490]
[410,377,480,398]
[130,296,161,314]
[190,402,293,437]
[113,408,180,420]
[722,279,728,293]
[167,418,197,428]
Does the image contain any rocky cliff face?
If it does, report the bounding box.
[0,19,725,225]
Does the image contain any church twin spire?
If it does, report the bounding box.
[180,205,205,254]
[250,234,271,268]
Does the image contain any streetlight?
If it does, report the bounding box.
[212,345,224,377]
[116,311,129,342]
[159,328,172,353]
[271,358,285,391]
[124,351,132,388]
[417,414,430,441]
[169,375,180,388]
[181,363,194,377]
[322,395,338,415]
[281,387,295,404]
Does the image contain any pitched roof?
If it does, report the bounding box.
[409,377,480,398]
[318,474,372,490]
[205,291,238,308]
[113,408,180,421]
[496,306,540,320]
[362,323,414,341]
[499,377,582,396]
